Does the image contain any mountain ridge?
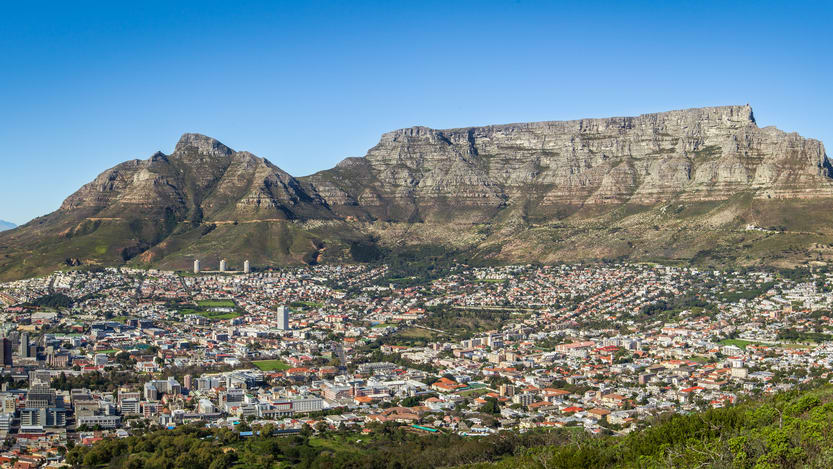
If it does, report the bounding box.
[1,104,831,280]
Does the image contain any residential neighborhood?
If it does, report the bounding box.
[0,262,831,467]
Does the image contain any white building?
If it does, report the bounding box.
[277,306,290,330]
[198,399,215,414]
[244,260,250,274]
[193,259,200,274]
[78,414,120,429]
[219,259,227,272]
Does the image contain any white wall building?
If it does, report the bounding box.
[277,306,290,330]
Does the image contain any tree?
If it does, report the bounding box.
[479,397,501,415]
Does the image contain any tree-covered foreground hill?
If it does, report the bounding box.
[67,384,833,469]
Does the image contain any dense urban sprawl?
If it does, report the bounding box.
[0,262,832,467]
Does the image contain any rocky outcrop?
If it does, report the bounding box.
[307,105,832,222]
[60,134,329,221]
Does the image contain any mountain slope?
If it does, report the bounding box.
[0,221,15,232]
[0,105,831,280]
[0,134,347,280]
[305,105,831,222]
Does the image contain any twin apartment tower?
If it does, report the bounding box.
[192,259,250,274]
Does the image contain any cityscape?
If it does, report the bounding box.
[0,261,830,466]
[2,0,832,467]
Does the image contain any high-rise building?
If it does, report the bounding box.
[276,306,290,330]
[0,338,11,367]
[19,332,29,358]
[193,259,200,274]
[219,259,227,272]
[243,260,250,274]
[183,374,192,390]
[144,382,159,401]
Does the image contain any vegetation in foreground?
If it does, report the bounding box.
[66,382,833,469]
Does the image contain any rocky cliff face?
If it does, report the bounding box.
[1,105,831,280]
[57,106,833,225]
[307,105,832,222]
[60,133,331,221]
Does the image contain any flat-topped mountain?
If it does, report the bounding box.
[1,105,831,280]
[308,105,831,222]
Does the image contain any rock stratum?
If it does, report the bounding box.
[2,105,832,280]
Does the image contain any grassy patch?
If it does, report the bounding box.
[459,388,491,398]
[719,339,758,349]
[308,435,365,453]
[398,327,437,339]
[206,312,240,320]
[196,299,236,308]
[172,299,242,321]
[252,359,290,371]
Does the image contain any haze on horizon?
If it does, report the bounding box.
[1,0,831,226]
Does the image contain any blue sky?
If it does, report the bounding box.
[1,1,831,225]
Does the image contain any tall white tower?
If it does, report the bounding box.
[276,306,290,330]
[243,260,250,274]
[219,259,227,272]
[193,259,200,274]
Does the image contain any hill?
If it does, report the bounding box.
[464,383,833,469]
[1,105,831,280]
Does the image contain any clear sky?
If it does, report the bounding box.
[1,1,831,225]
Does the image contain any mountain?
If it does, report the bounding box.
[308,105,831,221]
[1,105,831,280]
[0,221,15,232]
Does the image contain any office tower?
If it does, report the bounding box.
[243,260,250,274]
[19,332,29,358]
[193,259,200,274]
[0,339,11,367]
[276,306,290,330]
[219,259,227,272]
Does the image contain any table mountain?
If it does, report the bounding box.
[1,105,831,280]
[307,105,831,221]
